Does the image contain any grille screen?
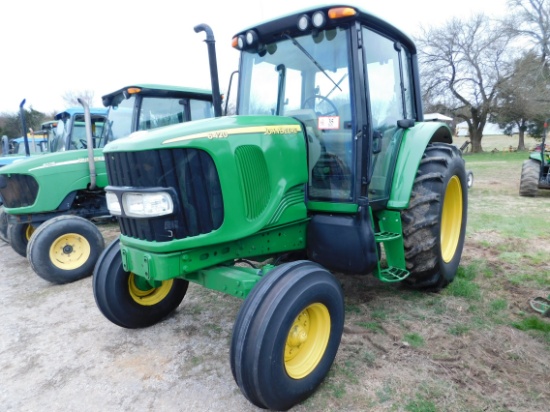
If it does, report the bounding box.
[0,174,39,208]
[105,148,223,241]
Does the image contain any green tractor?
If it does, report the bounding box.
[0,105,108,254]
[93,5,468,410]
[519,119,550,196]
[0,85,215,283]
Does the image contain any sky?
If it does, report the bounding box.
[0,0,508,115]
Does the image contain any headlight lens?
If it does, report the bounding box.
[122,191,174,218]
[106,191,121,216]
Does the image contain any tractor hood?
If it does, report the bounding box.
[0,148,103,176]
[0,148,107,214]
[103,115,304,153]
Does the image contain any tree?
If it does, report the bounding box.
[505,0,550,63]
[61,89,95,108]
[0,107,48,138]
[492,52,550,150]
[417,14,516,152]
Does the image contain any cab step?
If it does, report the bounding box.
[377,266,409,283]
[375,231,401,242]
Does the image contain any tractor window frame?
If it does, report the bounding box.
[362,26,416,206]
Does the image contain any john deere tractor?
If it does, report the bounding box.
[519,119,550,196]
[0,85,214,283]
[93,5,468,410]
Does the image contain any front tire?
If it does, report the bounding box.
[27,215,105,283]
[519,159,539,197]
[93,239,189,329]
[230,261,344,410]
[402,143,468,290]
[9,222,35,257]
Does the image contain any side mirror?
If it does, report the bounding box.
[56,120,65,137]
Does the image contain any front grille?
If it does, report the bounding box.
[106,148,223,242]
[0,174,39,208]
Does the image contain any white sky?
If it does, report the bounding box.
[0,0,508,114]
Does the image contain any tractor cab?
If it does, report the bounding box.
[100,84,215,142]
[50,107,108,152]
[233,6,431,210]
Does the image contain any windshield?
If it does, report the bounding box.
[238,27,354,202]
[101,94,135,143]
[101,94,215,144]
[50,114,106,152]
[13,138,47,155]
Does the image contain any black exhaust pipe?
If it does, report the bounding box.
[19,99,31,157]
[194,24,223,117]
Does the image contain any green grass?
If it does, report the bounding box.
[356,321,385,333]
[403,332,425,348]
[464,150,527,163]
[405,395,437,412]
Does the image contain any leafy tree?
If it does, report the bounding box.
[0,107,48,138]
[492,51,550,149]
[417,14,516,152]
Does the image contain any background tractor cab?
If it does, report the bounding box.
[94,5,467,411]
[0,84,215,284]
[49,107,108,152]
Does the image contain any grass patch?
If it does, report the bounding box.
[403,332,425,348]
[512,316,550,333]
[448,324,470,336]
[507,271,550,288]
[405,395,437,412]
[512,316,550,346]
[356,321,385,333]
[444,276,481,300]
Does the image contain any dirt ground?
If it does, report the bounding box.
[1,143,549,411]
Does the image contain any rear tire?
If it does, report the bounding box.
[9,222,35,257]
[230,261,344,410]
[519,159,539,197]
[402,143,468,290]
[0,206,9,243]
[27,215,104,284]
[93,238,188,328]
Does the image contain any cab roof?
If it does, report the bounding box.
[55,107,108,120]
[233,4,416,54]
[101,84,213,107]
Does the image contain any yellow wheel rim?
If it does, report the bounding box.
[440,175,463,263]
[49,233,91,270]
[25,225,35,241]
[284,303,331,379]
[128,273,173,306]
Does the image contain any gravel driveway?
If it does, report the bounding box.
[0,231,265,412]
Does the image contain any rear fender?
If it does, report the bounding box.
[387,122,453,209]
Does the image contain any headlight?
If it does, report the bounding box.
[122,191,174,218]
[106,191,121,215]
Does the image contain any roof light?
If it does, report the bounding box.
[328,7,357,20]
[312,11,326,28]
[126,87,142,94]
[246,30,259,47]
[232,35,246,50]
[298,14,311,31]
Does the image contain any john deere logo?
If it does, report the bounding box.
[208,131,229,139]
[264,126,301,135]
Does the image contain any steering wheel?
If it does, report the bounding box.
[302,95,339,116]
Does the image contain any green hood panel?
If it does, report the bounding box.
[103,115,305,153]
[1,148,107,214]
